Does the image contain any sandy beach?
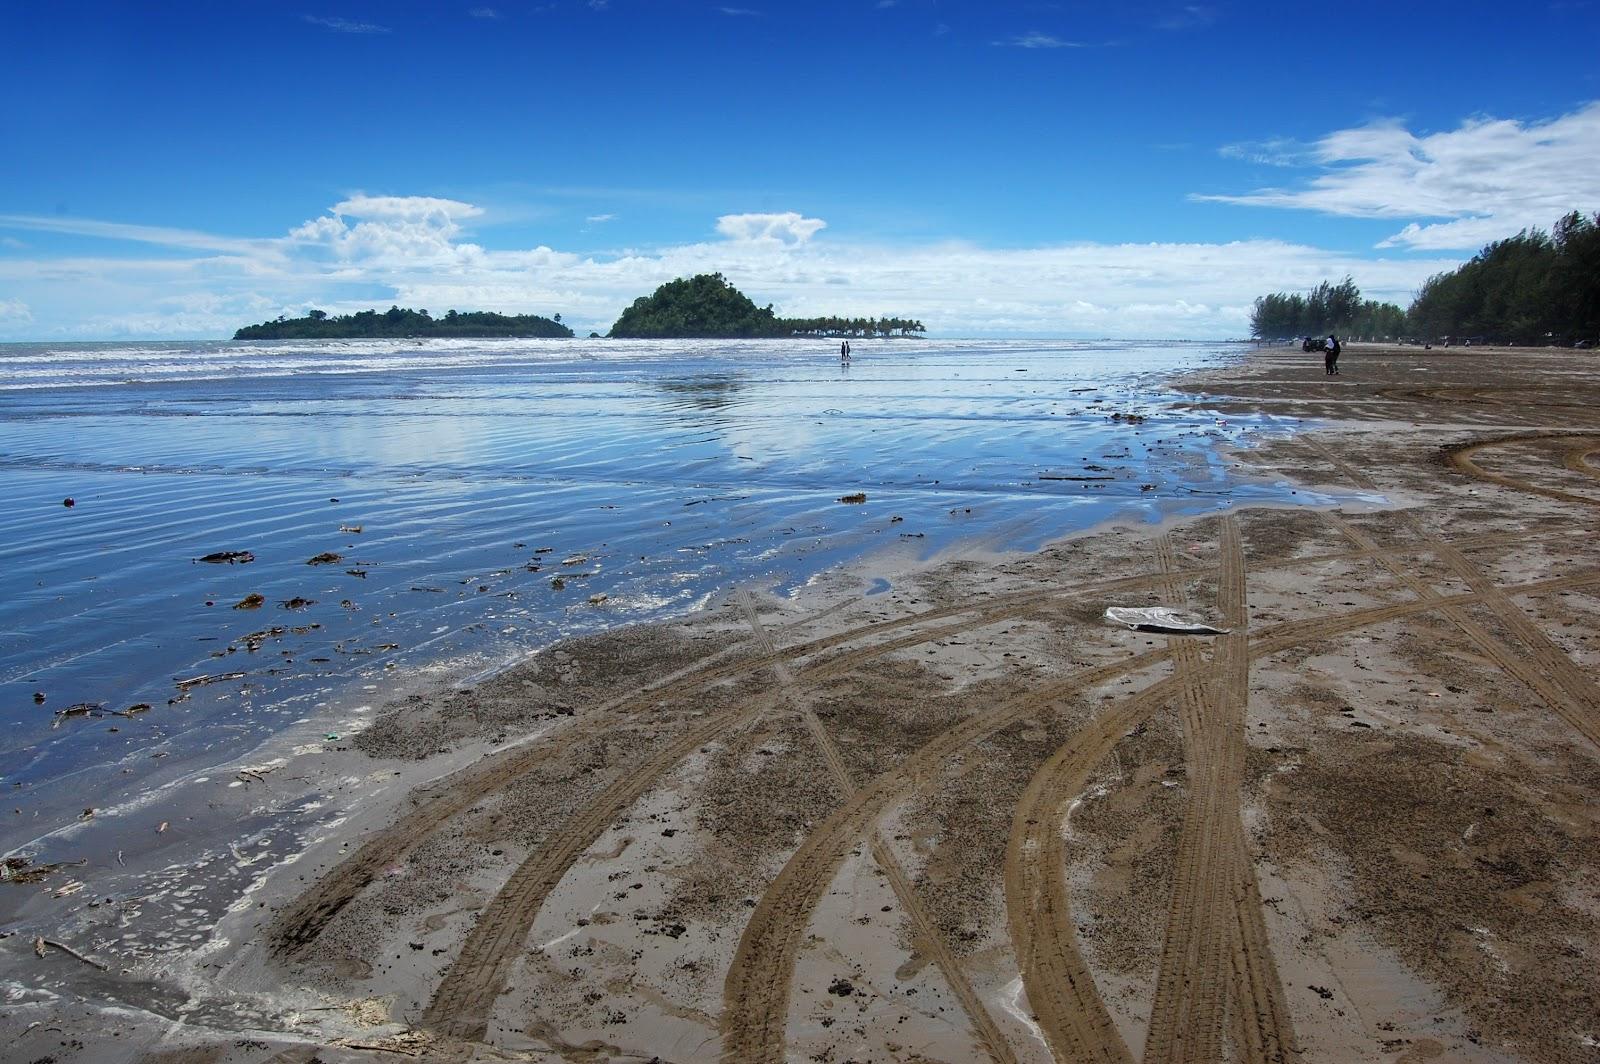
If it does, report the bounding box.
[5,341,1600,1063]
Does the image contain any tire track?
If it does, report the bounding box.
[421,694,770,1041]
[719,569,1600,1063]
[1562,446,1600,480]
[737,591,1022,1064]
[1441,432,1600,508]
[265,633,760,959]
[268,569,1194,961]
[1310,439,1600,749]
[1143,534,1225,1064]
[1001,534,1209,1064]
[1141,519,1296,1064]
[722,645,1178,1063]
[271,522,1600,967]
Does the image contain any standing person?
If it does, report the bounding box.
[1324,334,1341,376]
[840,340,850,361]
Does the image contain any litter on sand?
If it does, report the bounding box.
[1104,606,1229,635]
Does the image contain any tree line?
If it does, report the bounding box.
[1408,211,1600,345]
[234,306,573,340]
[1249,278,1407,341]
[1251,210,1600,344]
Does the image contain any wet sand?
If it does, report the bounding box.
[5,342,1600,1062]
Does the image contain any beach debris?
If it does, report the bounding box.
[550,576,566,590]
[329,497,339,503]
[410,586,445,593]
[345,568,368,578]
[339,524,363,534]
[588,593,609,605]
[561,554,588,566]
[2,856,87,885]
[900,532,925,538]
[79,808,94,820]
[1104,606,1227,635]
[890,515,903,523]
[62,497,76,508]
[278,597,316,609]
[32,936,108,970]
[175,670,247,690]
[324,733,340,741]
[197,551,255,564]
[157,821,168,833]
[307,552,342,566]
[51,703,103,728]
[32,691,45,704]
[1109,411,1147,424]
[114,703,152,717]
[534,547,553,554]
[1039,474,1115,482]
[232,592,265,610]
[838,492,867,504]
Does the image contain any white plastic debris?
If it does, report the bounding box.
[1103,606,1228,635]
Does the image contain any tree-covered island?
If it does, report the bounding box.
[234,306,573,340]
[608,273,925,338]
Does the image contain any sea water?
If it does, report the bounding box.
[0,337,1348,854]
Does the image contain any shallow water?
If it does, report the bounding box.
[0,337,1347,852]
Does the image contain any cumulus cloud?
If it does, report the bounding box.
[0,299,32,324]
[715,211,827,244]
[0,196,1462,340]
[1200,102,1600,249]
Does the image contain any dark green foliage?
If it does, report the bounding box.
[608,273,925,339]
[1249,276,1405,340]
[1407,211,1600,344]
[234,306,573,340]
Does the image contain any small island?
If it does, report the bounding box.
[608,273,925,339]
[234,306,573,340]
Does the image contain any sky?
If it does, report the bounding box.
[2,0,1598,340]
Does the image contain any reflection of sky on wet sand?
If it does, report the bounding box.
[0,337,1369,852]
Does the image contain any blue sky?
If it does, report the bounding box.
[2,0,1598,339]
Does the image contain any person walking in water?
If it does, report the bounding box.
[1324,333,1341,376]
[840,340,851,361]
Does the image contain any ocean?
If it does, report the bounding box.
[0,337,1348,857]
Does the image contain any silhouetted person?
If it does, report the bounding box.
[1324,334,1341,375]
[840,340,850,360]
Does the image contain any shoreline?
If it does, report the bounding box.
[5,341,1598,1061]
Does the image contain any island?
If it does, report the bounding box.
[608,273,924,339]
[234,306,573,340]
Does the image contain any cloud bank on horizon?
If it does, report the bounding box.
[2,103,1596,342]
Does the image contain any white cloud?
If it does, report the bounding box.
[1200,102,1600,249]
[302,15,391,34]
[1217,137,1313,168]
[0,197,1462,341]
[0,299,31,324]
[1156,5,1218,30]
[715,211,827,244]
[992,31,1087,48]
[586,213,618,223]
